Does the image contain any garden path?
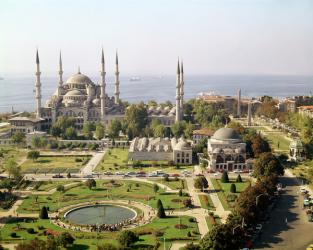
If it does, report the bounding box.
[80,150,107,174]
[194,165,230,222]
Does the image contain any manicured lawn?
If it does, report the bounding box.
[17,180,190,214]
[134,216,200,249]
[0,146,27,173]
[255,127,290,152]
[31,180,80,192]
[0,215,199,249]
[210,178,250,210]
[151,178,187,190]
[20,155,91,173]
[205,214,221,230]
[95,148,193,174]
[262,132,290,152]
[199,194,215,210]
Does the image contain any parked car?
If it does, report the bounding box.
[123,174,131,178]
[127,172,137,176]
[148,173,158,177]
[255,224,262,231]
[52,174,64,178]
[171,173,180,177]
[115,172,124,176]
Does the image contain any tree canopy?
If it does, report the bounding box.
[253,152,284,178]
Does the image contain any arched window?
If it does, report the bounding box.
[225,155,232,162]
[216,155,224,163]
[238,155,245,163]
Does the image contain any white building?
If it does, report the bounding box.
[207,128,247,172]
[129,137,192,165]
[289,138,305,162]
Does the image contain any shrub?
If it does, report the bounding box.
[187,231,192,237]
[75,158,82,162]
[221,171,229,183]
[188,217,195,223]
[175,224,188,229]
[153,230,164,237]
[10,232,17,238]
[56,185,65,193]
[117,230,139,247]
[156,199,166,218]
[27,228,35,234]
[178,189,183,196]
[39,206,49,219]
[236,174,242,183]
[230,183,236,193]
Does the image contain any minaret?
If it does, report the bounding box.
[35,49,42,118]
[114,50,120,105]
[247,101,252,126]
[180,61,184,118]
[237,89,241,117]
[100,48,106,122]
[57,51,63,96]
[175,59,181,122]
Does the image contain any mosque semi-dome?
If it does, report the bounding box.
[64,89,84,96]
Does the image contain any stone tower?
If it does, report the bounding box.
[237,89,241,117]
[57,51,63,97]
[114,51,120,105]
[35,49,42,118]
[180,61,184,118]
[247,101,252,126]
[175,59,181,122]
[100,48,106,122]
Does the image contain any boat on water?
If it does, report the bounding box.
[129,76,141,81]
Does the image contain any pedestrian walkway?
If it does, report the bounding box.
[80,150,107,174]
[194,165,230,222]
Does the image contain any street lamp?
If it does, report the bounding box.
[163,237,166,250]
[256,193,268,206]
[232,225,241,235]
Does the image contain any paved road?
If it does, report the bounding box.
[254,172,313,250]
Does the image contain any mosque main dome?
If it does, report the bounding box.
[65,71,94,89]
[211,128,241,142]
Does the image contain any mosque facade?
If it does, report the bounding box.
[34,50,185,130]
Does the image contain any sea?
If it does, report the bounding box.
[0,74,312,113]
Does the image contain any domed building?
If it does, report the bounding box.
[33,50,183,130]
[207,127,247,172]
[129,137,192,165]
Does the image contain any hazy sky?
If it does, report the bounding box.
[1,0,313,76]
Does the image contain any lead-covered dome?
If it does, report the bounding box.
[212,128,241,142]
[65,71,94,89]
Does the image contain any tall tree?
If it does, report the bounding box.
[108,119,122,139]
[12,132,25,144]
[171,121,186,138]
[95,123,105,140]
[5,159,21,179]
[27,150,40,162]
[125,103,148,138]
[253,152,284,178]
